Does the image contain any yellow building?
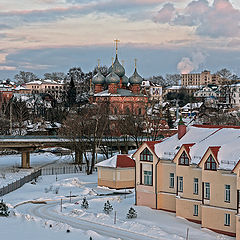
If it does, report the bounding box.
[96,154,135,189]
[134,122,240,238]
[181,70,221,86]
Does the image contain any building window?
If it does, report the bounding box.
[138,108,142,115]
[179,151,189,166]
[205,182,210,200]
[224,213,230,226]
[179,176,183,192]
[169,173,174,188]
[140,148,153,162]
[194,178,199,195]
[225,185,230,203]
[193,205,198,216]
[204,155,217,171]
[144,171,152,186]
[114,107,117,115]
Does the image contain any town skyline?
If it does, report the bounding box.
[0,0,240,79]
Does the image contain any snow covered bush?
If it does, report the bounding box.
[103,200,113,214]
[0,200,10,217]
[81,197,89,209]
[126,207,137,219]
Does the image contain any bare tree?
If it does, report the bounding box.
[14,71,38,84]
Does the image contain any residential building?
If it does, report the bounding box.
[133,122,240,237]
[96,154,135,189]
[181,70,221,87]
[25,79,67,101]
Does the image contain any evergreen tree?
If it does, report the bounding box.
[0,200,10,217]
[81,197,89,209]
[103,200,113,214]
[126,207,137,219]
[66,76,76,106]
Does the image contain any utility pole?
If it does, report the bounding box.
[10,101,12,135]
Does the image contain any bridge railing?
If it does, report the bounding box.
[0,169,41,197]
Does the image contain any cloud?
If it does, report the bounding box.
[154,0,240,38]
[177,51,207,74]
[0,0,168,27]
[153,3,175,23]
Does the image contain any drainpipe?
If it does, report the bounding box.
[135,162,137,205]
[155,159,160,209]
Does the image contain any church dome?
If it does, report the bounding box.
[106,71,120,84]
[92,70,105,85]
[122,75,129,85]
[129,69,143,85]
[108,55,125,78]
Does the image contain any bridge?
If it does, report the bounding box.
[0,135,147,168]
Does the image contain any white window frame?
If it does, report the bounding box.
[144,171,152,186]
[224,213,230,226]
[179,176,183,192]
[169,173,174,188]
[225,185,230,202]
[205,182,210,200]
[193,205,198,216]
[193,178,199,195]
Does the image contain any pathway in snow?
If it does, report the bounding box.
[29,201,163,240]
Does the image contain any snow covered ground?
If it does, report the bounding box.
[0,172,234,240]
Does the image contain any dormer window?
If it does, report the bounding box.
[204,155,217,171]
[140,148,153,162]
[179,151,189,166]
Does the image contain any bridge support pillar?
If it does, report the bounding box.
[120,145,128,154]
[21,151,30,168]
[75,151,83,164]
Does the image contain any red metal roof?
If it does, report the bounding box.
[116,155,135,168]
[145,141,162,154]
[182,143,195,155]
[209,146,221,162]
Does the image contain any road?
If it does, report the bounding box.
[29,201,165,240]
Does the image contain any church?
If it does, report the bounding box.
[90,40,148,117]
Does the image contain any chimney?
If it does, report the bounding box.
[178,116,186,139]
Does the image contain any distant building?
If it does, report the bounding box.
[141,80,163,103]
[181,70,221,86]
[25,79,67,101]
[90,42,148,117]
[164,85,200,96]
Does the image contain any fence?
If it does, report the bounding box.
[0,169,41,197]
[41,164,87,176]
[0,164,89,197]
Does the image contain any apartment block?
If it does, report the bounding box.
[134,123,240,238]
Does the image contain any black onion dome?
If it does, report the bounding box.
[108,65,113,74]
[106,71,120,84]
[129,69,143,85]
[122,75,129,85]
[112,55,125,78]
[92,70,105,84]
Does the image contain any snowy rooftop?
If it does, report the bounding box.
[94,88,145,97]
[154,126,240,170]
[96,154,135,168]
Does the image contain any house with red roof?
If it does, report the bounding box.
[133,120,240,238]
[96,154,135,189]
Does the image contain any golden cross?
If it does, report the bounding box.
[112,57,114,68]
[114,39,120,55]
[134,58,137,70]
[97,59,100,69]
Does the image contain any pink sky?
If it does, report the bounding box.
[0,0,239,79]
